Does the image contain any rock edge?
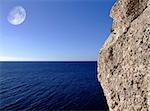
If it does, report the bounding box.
[98,0,150,111]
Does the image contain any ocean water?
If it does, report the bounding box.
[0,62,108,110]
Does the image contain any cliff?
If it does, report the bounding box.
[98,0,150,111]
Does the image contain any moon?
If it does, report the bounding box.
[7,6,26,25]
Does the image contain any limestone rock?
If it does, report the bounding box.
[98,0,150,111]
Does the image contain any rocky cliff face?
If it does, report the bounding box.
[98,0,150,111]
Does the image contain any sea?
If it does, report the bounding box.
[0,61,108,110]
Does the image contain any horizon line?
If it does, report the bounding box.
[0,60,97,62]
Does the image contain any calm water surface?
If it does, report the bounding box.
[0,62,108,110]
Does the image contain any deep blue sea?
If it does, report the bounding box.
[0,62,108,110]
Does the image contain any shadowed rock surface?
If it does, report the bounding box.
[98,0,150,111]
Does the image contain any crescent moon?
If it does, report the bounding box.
[7,6,26,25]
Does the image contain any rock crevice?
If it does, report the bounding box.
[98,0,150,111]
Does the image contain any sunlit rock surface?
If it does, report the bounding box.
[98,0,150,110]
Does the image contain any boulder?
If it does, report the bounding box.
[98,0,150,110]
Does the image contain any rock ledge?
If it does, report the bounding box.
[98,0,150,111]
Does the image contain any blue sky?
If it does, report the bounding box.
[0,0,116,61]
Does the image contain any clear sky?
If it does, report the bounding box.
[0,0,116,61]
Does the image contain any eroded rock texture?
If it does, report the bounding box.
[98,0,150,111]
